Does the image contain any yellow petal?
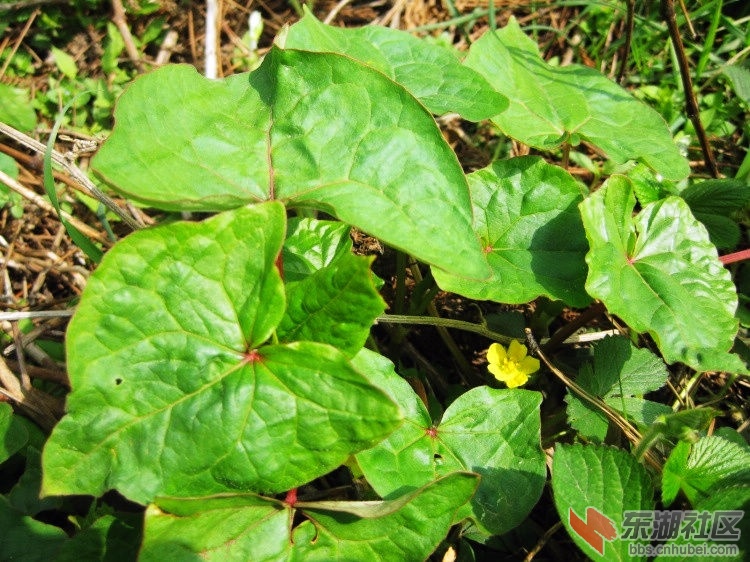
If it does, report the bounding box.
[507,339,527,362]
[486,343,507,366]
[505,371,529,388]
[487,362,510,382]
[519,356,540,376]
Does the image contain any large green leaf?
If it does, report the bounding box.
[141,473,477,561]
[552,443,654,561]
[433,156,590,306]
[92,52,490,279]
[580,176,746,373]
[284,9,507,121]
[355,355,545,535]
[42,203,402,504]
[566,336,671,441]
[464,18,689,181]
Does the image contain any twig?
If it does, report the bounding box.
[677,0,697,39]
[111,0,143,72]
[543,301,607,352]
[5,359,69,388]
[0,121,143,230]
[205,0,219,78]
[0,355,61,431]
[0,0,64,12]
[0,310,75,321]
[155,29,179,66]
[0,169,109,243]
[409,263,479,385]
[377,314,618,347]
[10,323,31,390]
[376,314,514,345]
[719,248,750,265]
[324,0,352,24]
[617,0,635,84]
[662,0,719,177]
[523,521,563,562]
[0,8,39,79]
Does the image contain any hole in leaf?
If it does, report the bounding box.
[114,378,123,385]
[434,453,443,460]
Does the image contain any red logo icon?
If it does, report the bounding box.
[569,507,618,555]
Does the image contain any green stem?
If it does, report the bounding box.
[695,0,723,78]
[408,263,478,385]
[443,0,473,45]
[390,252,409,345]
[672,369,704,410]
[375,314,515,345]
[288,0,304,18]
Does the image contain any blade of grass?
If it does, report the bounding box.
[44,101,104,263]
[696,0,724,78]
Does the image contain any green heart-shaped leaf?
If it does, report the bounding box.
[580,176,747,373]
[42,203,402,503]
[433,156,590,306]
[355,354,545,535]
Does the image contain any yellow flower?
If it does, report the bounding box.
[486,340,540,388]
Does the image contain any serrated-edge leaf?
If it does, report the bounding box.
[664,434,750,506]
[553,443,654,561]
